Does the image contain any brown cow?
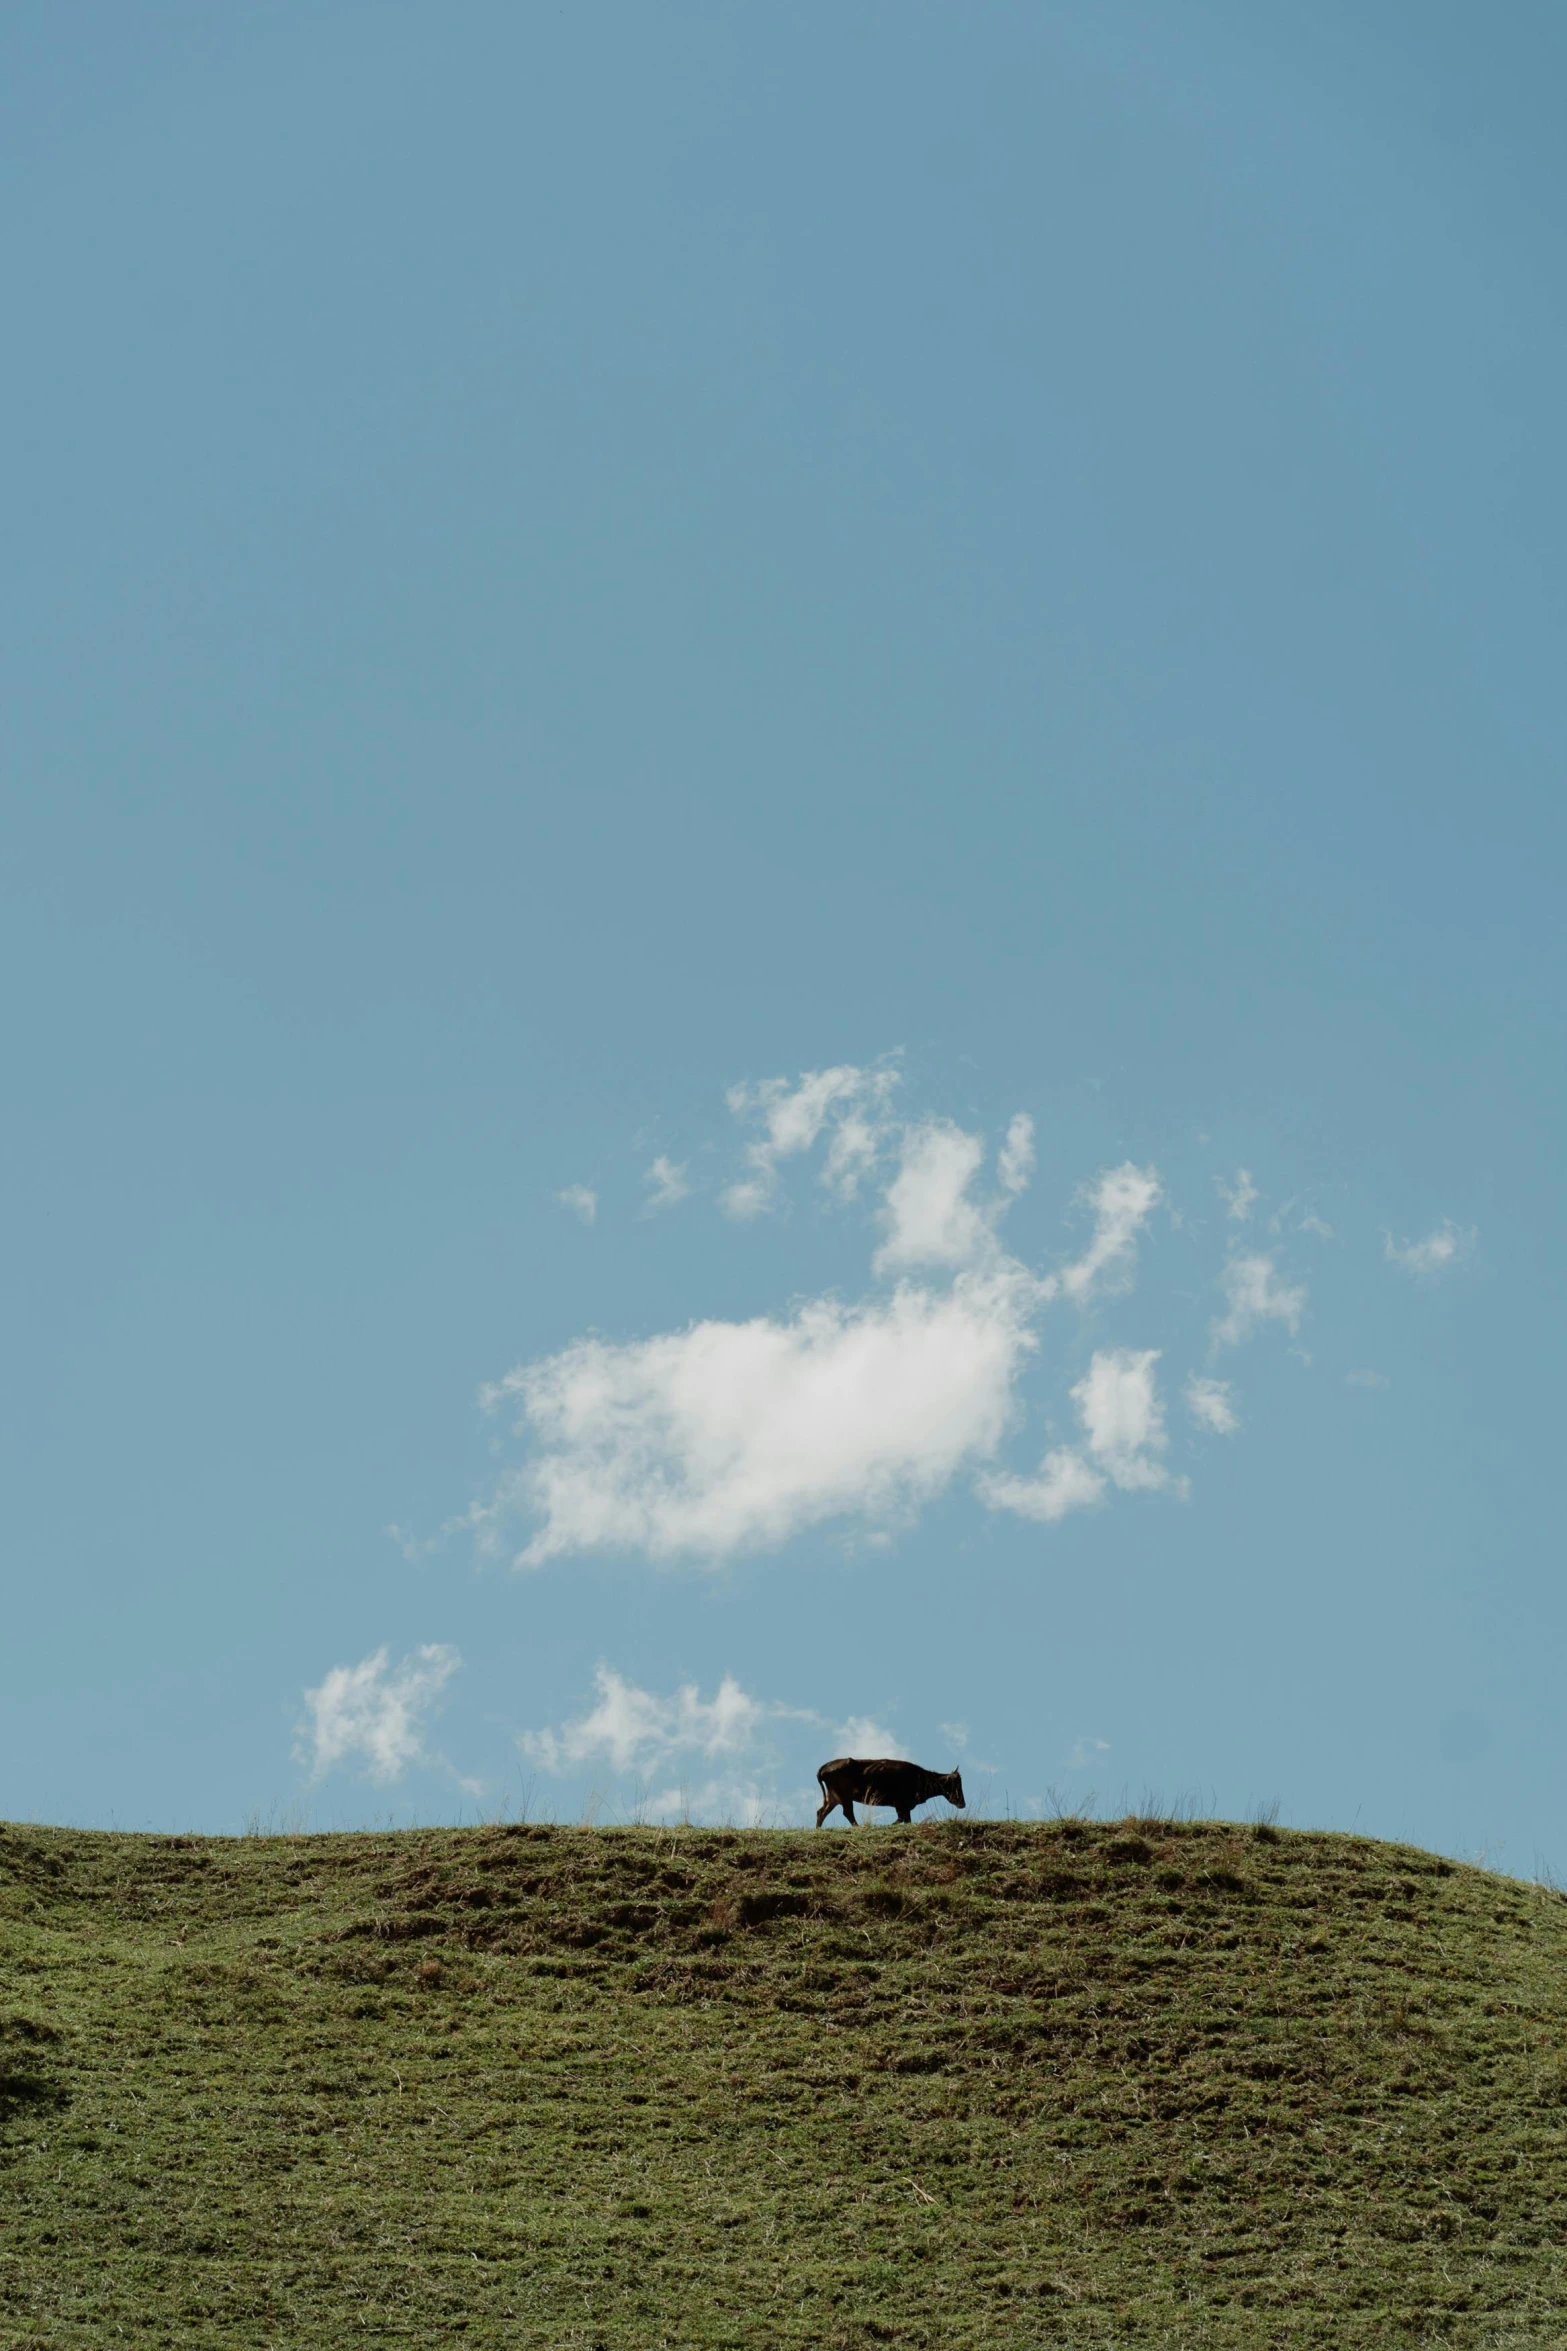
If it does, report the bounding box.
[814,1756,966,1827]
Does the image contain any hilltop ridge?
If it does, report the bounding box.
[4,1815,1567,2346]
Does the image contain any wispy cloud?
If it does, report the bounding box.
[1186,1374,1239,1435]
[297,1645,460,1784]
[1384,1219,1475,1278]
[1212,1252,1307,1349]
[555,1184,597,1226]
[642,1156,690,1213]
[998,1112,1036,1196]
[1217,1168,1258,1222]
[1059,1164,1162,1301]
[1345,1367,1390,1391]
[721,1065,898,1219]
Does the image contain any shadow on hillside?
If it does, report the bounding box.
[0,2019,67,2143]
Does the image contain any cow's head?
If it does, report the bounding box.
[946,1771,966,1809]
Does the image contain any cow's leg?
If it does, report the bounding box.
[841,1799,857,1826]
[815,1791,838,1827]
[895,1807,913,1824]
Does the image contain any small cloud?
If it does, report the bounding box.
[938,1720,969,1753]
[997,1113,1036,1197]
[1217,1168,1258,1222]
[1298,1211,1334,1240]
[1059,1164,1162,1301]
[297,1645,460,1785]
[835,1714,898,1756]
[1069,1736,1109,1769]
[1186,1374,1239,1435]
[641,1156,690,1213]
[875,1120,992,1273]
[1345,1367,1390,1391]
[1075,1346,1171,1491]
[521,1666,769,1775]
[983,1346,1173,1522]
[556,1184,598,1226]
[982,1446,1106,1522]
[1384,1219,1475,1279]
[1212,1252,1306,1349]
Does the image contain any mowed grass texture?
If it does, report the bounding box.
[4,1821,1567,2347]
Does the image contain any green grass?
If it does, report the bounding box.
[5,1814,1567,2347]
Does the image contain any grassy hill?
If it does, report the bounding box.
[4,1814,1567,2347]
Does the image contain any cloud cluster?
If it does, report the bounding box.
[297,1645,460,1784]
[481,1064,1315,1569]
[721,1065,899,1219]
[518,1665,899,1823]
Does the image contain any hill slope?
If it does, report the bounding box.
[4,1815,1567,2347]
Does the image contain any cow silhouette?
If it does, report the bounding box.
[814,1756,966,1827]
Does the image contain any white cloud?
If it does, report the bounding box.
[982,1346,1171,1520]
[1069,1735,1110,1769]
[998,1113,1036,1196]
[297,1645,460,1785]
[1218,1168,1259,1222]
[481,1261,1038,1566]
[834,1713,898,1756]
[516,1667,893,1822]
[642,1156,690,1212]
[1186,1374,1239,1435]
[981,1445,1106,1522]
[1074,1346,1170,1490]
[556,1184,597,1225]
[821,1109,886,1202]
[521,1665,768,1774]
[1346,1367,1390,1391]
[1059,1164,1162,1300]
[1385,1219,1475,1278]
[875,1120,993,1273]
[1212,1251,1307,1348]
[721,1065,898,1219]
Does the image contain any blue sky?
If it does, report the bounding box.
[2,2,1563,1867]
